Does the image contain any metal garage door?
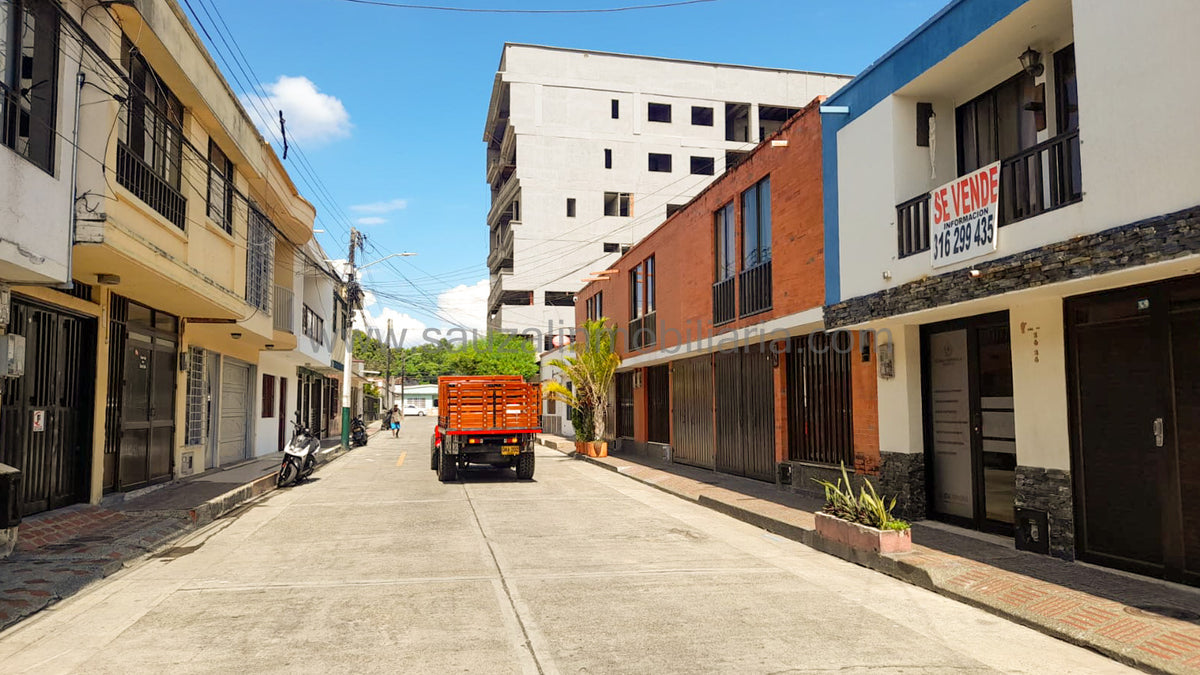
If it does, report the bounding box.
[671,355,714,469]
[218,360,251,466]
[715,348,776,482]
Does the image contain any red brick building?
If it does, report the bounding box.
[575,97,883,494]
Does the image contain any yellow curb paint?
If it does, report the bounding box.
[396,452,407,467]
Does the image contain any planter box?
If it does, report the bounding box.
[814,511,912,554]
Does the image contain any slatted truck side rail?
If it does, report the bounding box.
[432,376,541,481]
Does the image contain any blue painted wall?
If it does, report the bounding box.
[821,0,1029,305]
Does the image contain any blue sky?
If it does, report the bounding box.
[192,0,947,339]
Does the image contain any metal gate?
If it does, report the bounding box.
[0,297,95,515]
[616,372,634,438]
[671,355,714,469]
[786,332,854,466]
[646,365,670,444]
[715,348,776,482]
[105,296,177,492]
[218,359,251,465]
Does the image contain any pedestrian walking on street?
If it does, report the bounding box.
[386,404,402,438]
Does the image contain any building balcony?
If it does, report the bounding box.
[487,224,515,273]
[713,276,736,326]
[487,175,520,227]
[116,142,187,230]
[894,129,1083,260]
[739,259,773,318]
[628,312,657,351]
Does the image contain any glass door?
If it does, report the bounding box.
[925,313,1015,533]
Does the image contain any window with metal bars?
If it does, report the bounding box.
[186,346,205,445]
[0,0,59,173]
[207,140,234,232]
[302,305,324,345]
[118,37,185,228]
[245,208,274,313]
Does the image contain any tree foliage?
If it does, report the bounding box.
[352,330,538,382]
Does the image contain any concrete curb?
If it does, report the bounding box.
[557,447,1181,675]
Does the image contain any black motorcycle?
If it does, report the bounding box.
[350,415,368,448]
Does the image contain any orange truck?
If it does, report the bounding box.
[431,376,541,481]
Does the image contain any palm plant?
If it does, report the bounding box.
[544,319,621,442]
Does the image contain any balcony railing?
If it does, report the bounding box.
[896,193,931,258]
[628,312,657,351]
[487,224,514,272]
[116,142,186,230]
[739,259,772,318]
[999,129,1082,226]
[713,276,736,326]
[894,130,1084,259]
[273,285,294,333]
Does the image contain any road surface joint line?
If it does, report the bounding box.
[463,482,557,675]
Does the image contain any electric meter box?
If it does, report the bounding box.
[1,334,25,378]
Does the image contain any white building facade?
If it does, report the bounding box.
[823,0,1200,583]
[483,44,849,342]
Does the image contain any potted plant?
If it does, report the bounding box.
[544,319,621,458]
[812,464,912,554]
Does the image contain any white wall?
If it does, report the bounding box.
[0,0,84,286]
[1009,298,1071,471]
[835,0,1200,303]
[254,352,298,457]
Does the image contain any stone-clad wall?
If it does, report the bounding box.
[826,204,1200,328]
[1016,466,1074,561]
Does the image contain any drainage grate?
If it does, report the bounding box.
[1125,605,1200,622]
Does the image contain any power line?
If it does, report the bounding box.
[327,0,717,13]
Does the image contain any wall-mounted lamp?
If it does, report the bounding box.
[231,332,243,339]
[969,269,983,279]
[1019,46,1044,77]
[96,273,120,285]
[265,344,275,350]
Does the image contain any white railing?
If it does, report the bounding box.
[273,285,294,333]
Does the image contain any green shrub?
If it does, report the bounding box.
[813,463,909,531]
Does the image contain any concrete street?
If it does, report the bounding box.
[0,419,1132,674]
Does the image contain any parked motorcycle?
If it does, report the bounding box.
[350,415,368,448]
[278,420,320,487]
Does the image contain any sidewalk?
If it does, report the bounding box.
[0,429,366,632]
[538,434,1200,675]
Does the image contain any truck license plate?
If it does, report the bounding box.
[501,445,520,455]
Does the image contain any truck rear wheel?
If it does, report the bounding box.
[515,452,535,480]
[437,448,458,482]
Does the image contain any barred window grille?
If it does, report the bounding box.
[186,347,205,445]
[246,208,274,313]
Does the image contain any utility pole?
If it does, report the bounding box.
[400,349,407,409]
[385,317,394,410]
[341,228,360,449]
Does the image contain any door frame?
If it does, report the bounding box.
[921,310,1015,535]
[1064,276,1196,582]
[216,356,255,465]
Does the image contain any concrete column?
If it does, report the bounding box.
[89,287,110,503]
[749,104,761,144]
[773,349,788,464]
[874,322,926,519]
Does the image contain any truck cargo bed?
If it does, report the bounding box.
[437,376,541,433]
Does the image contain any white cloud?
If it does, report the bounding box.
[350,199,408,214]
[355,217,387,226]
[242,76,351,147]
[436,279,489,333]
[354,306,426,348]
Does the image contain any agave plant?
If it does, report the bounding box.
[813,463,909,531]
[544,319,621,442]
